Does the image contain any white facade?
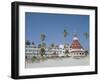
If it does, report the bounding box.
[25,44,86,58]
[25,44,69,58]
[69,48,86,57]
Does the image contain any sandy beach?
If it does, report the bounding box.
[25,55,89,68]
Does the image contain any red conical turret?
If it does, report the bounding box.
[70,34,83,49]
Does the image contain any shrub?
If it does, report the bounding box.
[32,56,37,62]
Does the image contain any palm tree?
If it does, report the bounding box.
[40,33,46,57]
[40,47,45,56]
[65,50,69,57]
[40,33,46,47]
[32,41,35,45]
[84,32,89,39]
[25,40,30,45]
[63,29,68,47]
[83,32,89,54]
[51,44,55,48]
[38,44,41,48]
[85,50,88,56]
[42,42,46,48]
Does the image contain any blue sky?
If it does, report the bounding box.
[25,12,89,49]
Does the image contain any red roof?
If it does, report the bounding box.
[70,35,83,49]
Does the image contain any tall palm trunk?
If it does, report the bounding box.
[40,33,46,57]
[63,29,68,48]
[40,33,46,48]
[84,32,89,50]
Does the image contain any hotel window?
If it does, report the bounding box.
[25,49,27,52]
[29,49,31,52]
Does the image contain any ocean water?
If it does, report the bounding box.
[25,55,89,68]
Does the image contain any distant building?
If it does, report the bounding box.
[69,34,86,57]
[25,44,68,58]
[58,45,69,56]
[25,34,86,58]
[25,45,41,58]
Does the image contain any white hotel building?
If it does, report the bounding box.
[25,44,68,58]
[25,35,86,58]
